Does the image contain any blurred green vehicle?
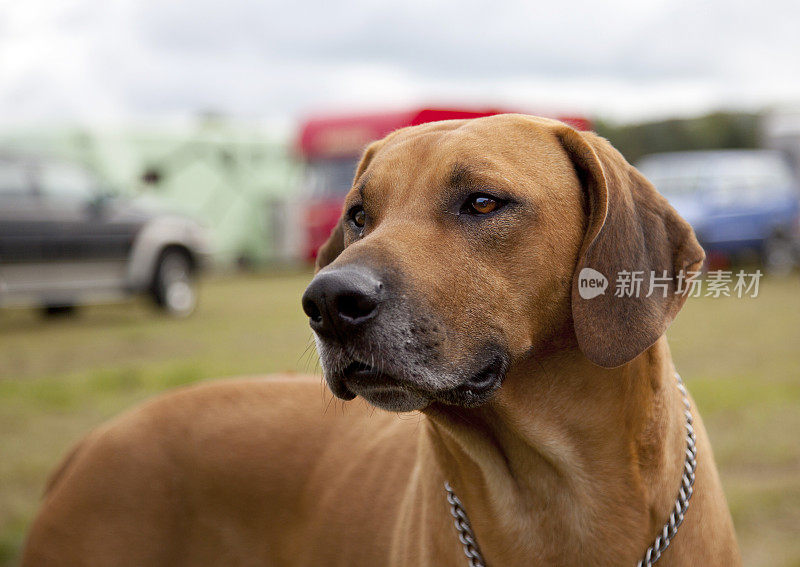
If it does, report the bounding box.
[0,152,212,316]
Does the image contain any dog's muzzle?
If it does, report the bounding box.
[303,265,509,411]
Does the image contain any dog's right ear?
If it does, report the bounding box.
[314,220,345,273]
[314,140,383,273]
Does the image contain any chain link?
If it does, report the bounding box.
[444,481,487,567]
[444,372,697,567]
[637,373,697,567]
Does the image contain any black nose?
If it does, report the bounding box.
[302,268,383,335]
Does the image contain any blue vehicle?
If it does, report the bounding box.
[637,150,800,273]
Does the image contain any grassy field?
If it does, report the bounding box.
[0,271,798,566]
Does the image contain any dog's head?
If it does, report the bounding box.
[302,115,704,412]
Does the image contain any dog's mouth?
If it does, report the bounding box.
[324,350,509,412]
[335,359,429,411]
[342,360,386,383]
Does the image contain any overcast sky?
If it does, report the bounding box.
[2,0,799,128]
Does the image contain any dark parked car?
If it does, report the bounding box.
[0,153,211,316]
[637,150,800,273]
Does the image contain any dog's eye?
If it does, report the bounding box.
[349,206,366,228]
[462,194,503,215]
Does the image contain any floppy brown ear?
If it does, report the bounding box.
[314,220,345,273]
[556,127,705,368]
[314,141,383,273]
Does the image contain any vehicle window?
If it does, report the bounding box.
[0,160,31,196]
[639,152,797,203]
[304,158,360,198]
[709,154,794,191]
[645,172,702,198]
[37,162,98,201]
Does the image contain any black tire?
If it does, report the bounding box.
[150,249,197,317]
[41,304,78,317]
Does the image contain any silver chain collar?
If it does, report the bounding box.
[444,372,697,567]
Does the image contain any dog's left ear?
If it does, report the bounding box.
[314,140,384,273]
[555,127,705,368]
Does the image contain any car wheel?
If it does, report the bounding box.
[41,304,78,317]
[151,249,197,317]
[764,235,797,276]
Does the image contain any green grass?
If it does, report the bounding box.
[666,277,800,567]
[0,271,798,566]
[0,271,318,564]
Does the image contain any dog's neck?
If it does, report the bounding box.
[421,337,687,565]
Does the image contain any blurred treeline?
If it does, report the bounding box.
[595,111,761,163]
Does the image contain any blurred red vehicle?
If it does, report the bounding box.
[296,107,591,262]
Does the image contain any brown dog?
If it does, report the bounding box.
[22,115,740,566]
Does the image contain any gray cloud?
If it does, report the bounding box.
[1,0,799,125]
